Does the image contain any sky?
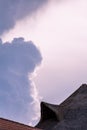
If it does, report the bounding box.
[0,38,42,125]
[0,0,87,126]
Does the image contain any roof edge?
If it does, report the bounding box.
[0,117,39,129]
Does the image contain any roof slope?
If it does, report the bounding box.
[1,84,87,130]
[0,118,41,130]
[36,84,87,130]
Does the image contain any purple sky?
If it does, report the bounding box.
[0,0,87,126]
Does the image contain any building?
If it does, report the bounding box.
[0,84,87,130]
[0,118,41,130]
[36,84,87,130]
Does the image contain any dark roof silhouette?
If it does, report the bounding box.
[0,84,87,130]
[36,84,87,130]
[0,118,41,130]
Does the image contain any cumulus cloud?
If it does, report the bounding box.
[0,0,47,35]
[0,37,42,125]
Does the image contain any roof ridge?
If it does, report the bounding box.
[60,83,87,107]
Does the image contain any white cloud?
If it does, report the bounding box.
[0,38,42,125]
[0,0,48,35]
[2,0,87,112]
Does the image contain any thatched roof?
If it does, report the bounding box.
[1,84,87,130]
[36,84,87,130]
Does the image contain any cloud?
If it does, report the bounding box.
[0,37,42,125]
[0,0,48,35]
[18,0,87,105]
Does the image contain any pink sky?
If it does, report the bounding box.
[1,0,87,125]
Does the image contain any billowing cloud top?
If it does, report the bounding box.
[0,38,42,124]
[0,38,42,74]
[0,0,47,35]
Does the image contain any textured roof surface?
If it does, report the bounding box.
[36,84,87,130]
[1,84,87,130]
[0,118,41,130]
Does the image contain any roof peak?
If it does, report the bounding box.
[79,83,87,88]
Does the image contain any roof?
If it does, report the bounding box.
[0,118,41,130]
[1,84,87,130]
[36,84,87,130]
